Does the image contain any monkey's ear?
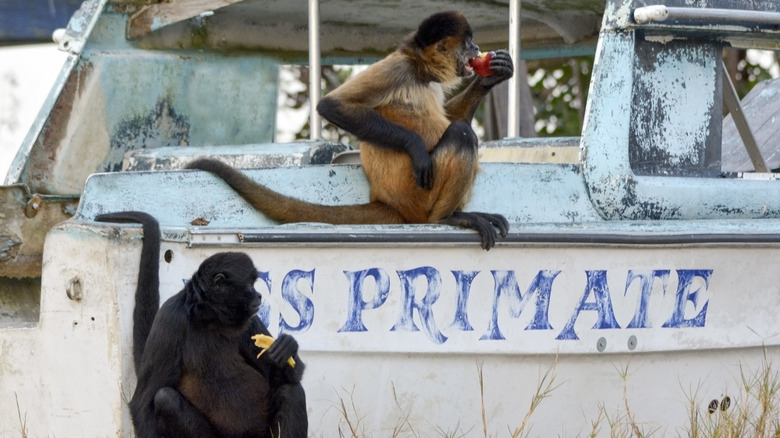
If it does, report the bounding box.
[213,273,226,284]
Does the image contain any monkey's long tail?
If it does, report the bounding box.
[185,158,406,225]
[94,211,160,373]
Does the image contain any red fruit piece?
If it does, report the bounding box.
[469,51,495,77]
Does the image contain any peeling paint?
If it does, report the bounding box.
[582,12,780,221]
[150,16,167,32]
[645,34,676,44]
[0,234,22,262]
[107,96,190,172]
[629,39,720,176]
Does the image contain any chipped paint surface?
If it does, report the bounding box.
[0,186,77,278]
[583,0,780,220]
[123,142,349,171]
[59,0,107,55]
[631,44,716,169]
[77,162,602,228]
[13,10,280,196]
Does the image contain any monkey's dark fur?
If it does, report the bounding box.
[95,212,307,438]
[186,11,514,250]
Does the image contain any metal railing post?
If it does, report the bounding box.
[309,0,322,139]
[507,0,521,138]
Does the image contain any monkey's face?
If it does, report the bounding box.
[197,252,262,328]
[437,30,479,79]
[214,270,262,327]
[458,36,481,78]
[413,12,481,83]
[427,33,480,85]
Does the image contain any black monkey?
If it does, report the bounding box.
[95,212,307,438]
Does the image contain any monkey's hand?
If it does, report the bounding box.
[477,49,514,89]
[252,334,297,368]
[408,143,434,189]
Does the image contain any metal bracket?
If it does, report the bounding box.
[634,5,780,27]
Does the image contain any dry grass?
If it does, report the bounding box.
[506,359,559,438]
[15,393,28,438]
[10,351,778,437]
[683,349,779,438]
[330,351,779,438]
[336,386,368,438]
[591,353,779,438]
[333,359,559,438]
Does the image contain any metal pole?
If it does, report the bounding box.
[507,0,521,138]
[721,61,768,172]
[309,0,322,139]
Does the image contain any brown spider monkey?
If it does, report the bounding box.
[95,212,307,438]
[186,11,514,249]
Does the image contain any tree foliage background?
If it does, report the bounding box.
[278,49,779,143]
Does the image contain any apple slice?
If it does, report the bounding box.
[469,51,495,77]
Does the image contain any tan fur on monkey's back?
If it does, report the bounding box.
[327,51,452,150]
[333,52,476,223]
[361,141,477,224]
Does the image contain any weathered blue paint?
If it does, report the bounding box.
[557,270,623,340]
[3,2,780,435]
[239,263,718,346]
[624,270,668,329]
[662,269,712,329]
[339,268,391,333]
[629,39,721,177]
[76,162,603,227]
[390,267,447,344]
[450,270,479,331]
[8,2,280,196]
[123,142,350,171]
[581,0,780,220]
[481,270,558,340]
[11,0,779,225]
[279,269,315,332]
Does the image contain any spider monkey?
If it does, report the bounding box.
[95,212,307,438]
[186,11,514,249]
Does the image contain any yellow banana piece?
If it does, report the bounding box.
[251,334,296,368]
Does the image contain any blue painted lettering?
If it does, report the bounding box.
[450,270,479,331]
[624,270,670,329]
[279,269,315,333]
[557,270,620,340]
[256,271,273,328]
[182,264,715,344]
[663,269,712,328]
[391,267,447,344]
[339,268,390,332]
[480,270,559,341]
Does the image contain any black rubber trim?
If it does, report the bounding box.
[235,231,780,245]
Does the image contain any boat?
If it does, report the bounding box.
[1,0,778,435]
